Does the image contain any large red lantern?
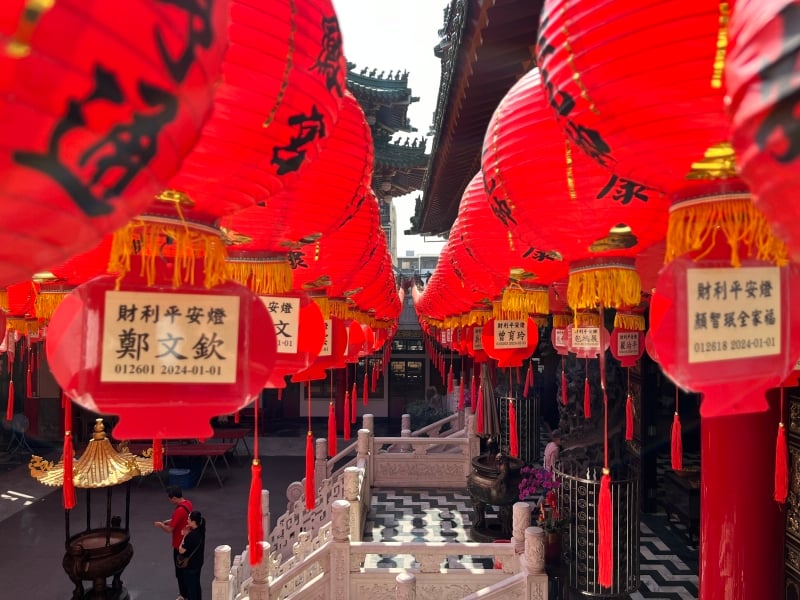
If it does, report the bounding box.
[291,316,348,382]
[0,0,228,286]
[726,0,800,264]
[480,68,669,313]
[480,317,538,368]
[537,0,734,196]
[45,274,277,439]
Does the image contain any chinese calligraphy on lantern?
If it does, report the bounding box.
[615,331,641,357]
[572,326,600,352]
[473,326,484,351]
[101,291,239,383]
[687,267,781,363]
[493,320,528,349]
[319,319,332,357]
[261,296,300,354]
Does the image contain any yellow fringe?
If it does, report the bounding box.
[110,219,228,290]
[310,295,330,319]
[501,285,550,318]
[666,195,788,267]
[329,299,351,320]
[467,308,492,326]
[34,292,68,322]
[0,290,7,311]
[575,311,601,328]
[614,313,645,331]
[7,318,39,335]
[225,258,293,295]
[567,266,641,311]
[531,315,548,328]
[552,313,573,329]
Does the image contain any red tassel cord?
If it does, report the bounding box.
[583,359,591,419]
[248,460,264,565]
[343,392,351,440]
[523,361,533,398]
[371,362,378,393]
[152,438,164,472]
[234,410,240,424]
[304,431,315,510]
[447,363,454,394]
[363,372,368,406]
[561,357,568,406]
[671,389,683,471]
[351,382,357,423]
[509,398,519,458]
[328,401,337,457]
[62,396,75,509]
[277,388,283,401]
[598,468,613,587]
[776,387,789,503]
[470,366,477,413]
[476,383,485,435]
[458,375,466,411]
[25,346,32,397]
[6,354,14,421]
[248,390,264,566]
[625,368,633,441]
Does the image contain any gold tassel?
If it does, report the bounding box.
[614,313,645,331]
[329,299,350,320]
[531,315,548,328]
[575,310,601,328]
[501,284,550,318]
[567,265,641,311]
[34,292,68,322]
[666,193,788,267]
[0,290,7,311]
[7,318,38,335]
[110,219,228,289]
[552,313,573,329]
[310,295,330,319]
[467,308,492,326]
[225,257,293,295]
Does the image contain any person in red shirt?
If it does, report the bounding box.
[154,486,194,600]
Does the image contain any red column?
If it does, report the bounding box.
[700,391,783,599]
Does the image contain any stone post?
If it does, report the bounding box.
[344,466,362,541]
[211,544,232,600]
[466,413,480,460]
[248,541,272,600]
[357,427,372,490]
[330,499,351,599]
[362,413,374,436]
[400,429,412,452]
[513,502,532,556]
[522,526,545,575]
[396,571,416,600]
[261,489,270,540]
[315,437,328,484]
[401,413,411,433]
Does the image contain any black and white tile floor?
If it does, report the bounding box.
[363,455,700,599]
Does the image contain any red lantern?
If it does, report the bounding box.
[343,319,365,364]
[727,0,800,264]
[610,328,644,368]
[537,0,733,196]
[46,274,276,439]
[480,318,538,368]
[260,291,326,389]
[291,316,348,382]
[0,0,228,286]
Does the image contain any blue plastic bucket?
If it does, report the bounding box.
[168,468,193,489]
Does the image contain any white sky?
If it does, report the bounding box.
[333,0,450,257]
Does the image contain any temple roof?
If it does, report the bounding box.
[414,0,544,235]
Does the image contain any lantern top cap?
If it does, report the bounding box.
[569,256,636,274]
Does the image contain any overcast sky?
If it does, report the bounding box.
[334,0,450,257]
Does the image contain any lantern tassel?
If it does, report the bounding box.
[568,265,641,312]
[328,402,337,457]
[277,388,283,401]
[598,468,613,587]
[776,422,789,503]
[561,358,568,406]
[371,363,378,392]
[343,392,351,440]
[671,412,683,471]
[509,399,518,458]
[62,395,75,509]
[351,382,357,423]
[305,431,315,510]
[583,377,591,419]
[152,438,164,472]
[234,410,240,424]
[248,460,264,565]
[447,364,454,394]
[625,393,634,441]
[6,380,13,422]
[470,365,477,413]
[523,362,533,397]
[458,376,466,411]
[363,372,368,406]
[476,383,485,435]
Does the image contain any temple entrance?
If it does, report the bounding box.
[388,358,426,420]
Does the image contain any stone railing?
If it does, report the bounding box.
[213,500,548,600]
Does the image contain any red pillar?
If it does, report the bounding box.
[700,392,783,599]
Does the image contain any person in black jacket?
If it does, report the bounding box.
[178,511,206,600]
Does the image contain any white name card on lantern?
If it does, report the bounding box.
[572,327,600,351]
[493,319,528,348]
[319,319,332,357]
[261,296,301,354]
[615,331,641,357]
[474,326,484,350]
[446,329,453,344]
[554,327,568,349]
[686,266,781,363]
[440,330,447,345]
[100,290,240,383]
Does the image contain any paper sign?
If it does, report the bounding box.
[101,290,240,383]
[493,319,528,349]
[261,296,301,354]
[686,266,781,363]
[572,326,600,351]
[319,319,332,357]
[474,326,484,350]
[615,331,641,357]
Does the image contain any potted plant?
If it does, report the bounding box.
[518,466,566,565]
